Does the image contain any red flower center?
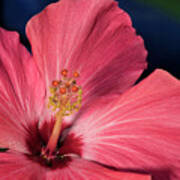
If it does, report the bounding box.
[26,123,83,168]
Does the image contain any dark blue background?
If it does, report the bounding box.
[0,0,180,79]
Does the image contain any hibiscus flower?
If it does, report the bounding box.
[0,0,179,179]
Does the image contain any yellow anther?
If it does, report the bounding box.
[49,87,57,94]
[48,70,82,116]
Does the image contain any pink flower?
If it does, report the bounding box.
[0,0,179,179]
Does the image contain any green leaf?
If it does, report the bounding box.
[0,148,8,152]
[136,0,180,20]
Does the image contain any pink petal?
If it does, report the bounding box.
[68,69,180,179]
[0,151,150,180]
[0,28,45,153]
[46,157,150,180]
[26,0,147,101]
[0,152,46,180]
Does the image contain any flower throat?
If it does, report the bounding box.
[41,69,82,160]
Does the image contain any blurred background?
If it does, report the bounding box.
[0,0,180,79]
